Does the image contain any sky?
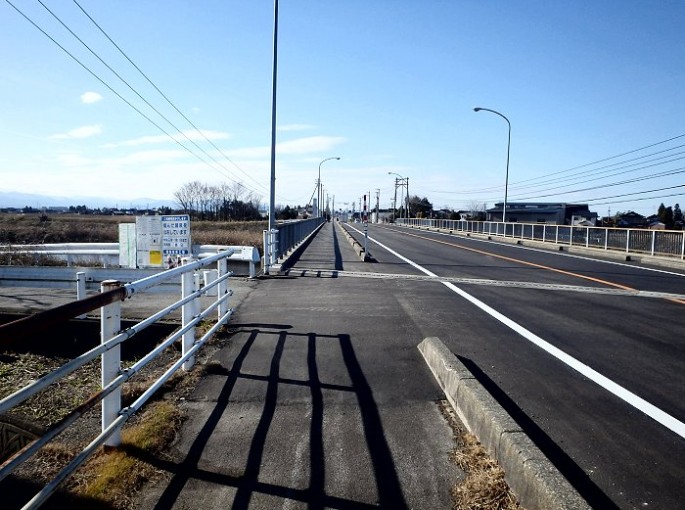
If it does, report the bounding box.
[1,0,684,217]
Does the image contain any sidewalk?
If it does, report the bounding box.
[136,222,462,509]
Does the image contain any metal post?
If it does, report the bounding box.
[267,0,278,236]
[182,261,196,371]
[363,194,369,256]
[101,280,122,447]
[626,230,631,253]
[474,107,510,223]
[76,272,86,319]
[218,256,229,320]
[586,227,590,248]
[650,230,656,256]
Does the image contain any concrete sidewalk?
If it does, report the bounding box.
[136,222,461,509]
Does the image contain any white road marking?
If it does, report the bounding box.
[352,225,685,440]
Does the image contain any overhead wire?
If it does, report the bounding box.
[32,0,268,199]
[70,0,269,196]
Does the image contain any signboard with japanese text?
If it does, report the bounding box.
[161,215,191,266]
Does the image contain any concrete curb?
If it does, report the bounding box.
[336,221,373,262]
[418,337,590,510]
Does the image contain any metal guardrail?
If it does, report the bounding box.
[0,243,260,275]
[398,218,685,260]
[263,217,326,274]
[0,249,235,509]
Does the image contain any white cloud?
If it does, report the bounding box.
[103,129,231,148]
[50,124,102,140]
[278,123,316,132]
[228,136,347,159]
[81,91,103,104]
[278,136,346,155]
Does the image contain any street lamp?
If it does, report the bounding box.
[473,107,511,223]
[388,172,407,220]
[318,157,341,217]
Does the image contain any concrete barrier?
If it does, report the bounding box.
[418,336,590,510]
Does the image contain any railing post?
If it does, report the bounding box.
[182,260,196,371]
[101,280,122,447]
[218,256,230,320]
[681,232,685,260]
[263,229,270,275]
[586,227,590,248]
[76,272,86,319]
[651,230,656,256]
[626,229,631,253]
[605,228,609,251]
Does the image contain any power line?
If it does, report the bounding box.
[33,0,268,199]
[71,0,269,196]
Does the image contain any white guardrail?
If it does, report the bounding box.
[0,243,260,275]
[0,250,235,509]
[397,218,685,260]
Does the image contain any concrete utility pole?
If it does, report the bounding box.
[375,189,380,223]
[393,179,398,220]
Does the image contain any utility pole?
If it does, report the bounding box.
[375,189,380,223]
[393,178,398,221]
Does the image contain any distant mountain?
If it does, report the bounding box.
[0,191,175,210]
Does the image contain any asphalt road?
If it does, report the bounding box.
[340,222,685,510]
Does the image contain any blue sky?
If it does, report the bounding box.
[1,1,684,216]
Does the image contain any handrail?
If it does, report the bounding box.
[397,218,685,260]
[0,248,237,509]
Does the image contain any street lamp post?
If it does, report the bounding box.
[318,157,341,217]
[473,107,511,223]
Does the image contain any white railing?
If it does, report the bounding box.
[0,249,235,509]
[398,219,685,260]
[0,243,260,275]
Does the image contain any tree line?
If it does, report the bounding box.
[173,181,262,221]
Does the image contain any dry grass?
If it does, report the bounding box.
[1,326,229,509]
[0,213,266,250]
[438,400,522,510]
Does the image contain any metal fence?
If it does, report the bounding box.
[0,249,235,509]
[397,218,685,260]
[263,217,326,273]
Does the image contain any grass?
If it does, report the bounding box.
[438,400,522,510]
[0,213,266,250]
[1,326,228,509]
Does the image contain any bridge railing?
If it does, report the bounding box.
[397,218,685,260]
[263,217,326,274]
[0,249,235,509]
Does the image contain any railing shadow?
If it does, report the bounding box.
[147,328,406,509]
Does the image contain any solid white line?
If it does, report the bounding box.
[357,225,685,440]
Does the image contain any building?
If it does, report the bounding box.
[486,202,598,225]
[616,211,647,228]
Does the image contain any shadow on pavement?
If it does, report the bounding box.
[457,355,620,510]
[146,328,407,509]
